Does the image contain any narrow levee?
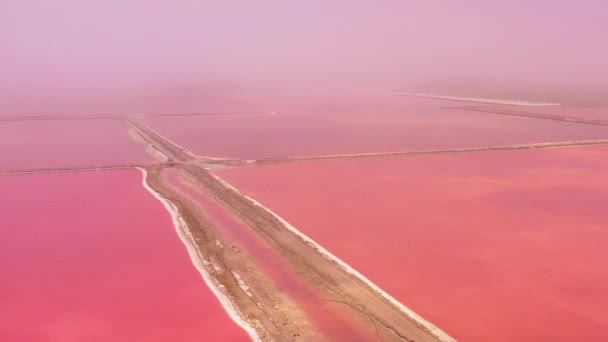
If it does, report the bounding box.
[142,165,318,341]
[219,139,608,165]
[125,116,453,341]
[461,106,608,127]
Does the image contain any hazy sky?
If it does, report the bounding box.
[2,0,607,113]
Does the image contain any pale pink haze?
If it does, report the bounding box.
[2,0,608,116]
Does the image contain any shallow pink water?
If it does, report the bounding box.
[0,169,249,341]
[1,90,262,118]
[0,120,153,171]
[216,146,608,341]
[143,108,608,159]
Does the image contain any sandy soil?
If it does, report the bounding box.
[165,168,380,341]
[143,165,320,341]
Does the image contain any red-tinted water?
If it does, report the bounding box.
[143,109,608,159]
[0,120,153,171]
[215,146,608,341]
[0,169,249,341]
[163,168,377,341]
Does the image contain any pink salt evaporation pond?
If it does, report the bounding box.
[0,88,263,118]
[0,120,154,171]
[215,145,608,341]
[0,169,249,341]
[142,108,608,159]
[208,88,476,112]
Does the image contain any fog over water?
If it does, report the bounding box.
[2,0,607,116]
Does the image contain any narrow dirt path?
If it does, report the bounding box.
[209,139,608,166]
[460,106,608,126]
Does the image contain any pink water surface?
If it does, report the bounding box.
[0,89,262,118]
[0,120,153,171]
[143,108,608,159]
[215,146,608,341]
[0,169,249,341]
